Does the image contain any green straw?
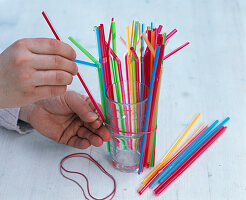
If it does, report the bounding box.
[68,36,108,142]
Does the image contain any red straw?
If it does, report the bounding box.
[42,11,105,121]
[42,11,60,40]
[154,126,227,195]
[164,42,190,60]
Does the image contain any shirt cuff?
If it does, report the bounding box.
[0,107,33,134]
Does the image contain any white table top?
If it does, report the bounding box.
[0,0,245,199]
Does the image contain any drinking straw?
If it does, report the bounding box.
[126,26,134,104]
[142,113,201,183]
[166,28,177,40]
[137,125,208,195]
[151,117,230,187]
[140,23,145,85]
[68,36,105,121]
[151,22,154,30]
[119,36,127,47]
[146,38,164,166]
[170,123,205,159]
[142,33,155,56]
[41,12,106,121]
[138,45,161,174]
[163,42,190,60]
[130,20,135,47]
[95,26,110,152]
[150,30,155,76]
[74,59,97,67]
[42,11,60,40]
[154,126,227,195]
[157,25,163,34]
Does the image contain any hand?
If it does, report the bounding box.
[19,91,110,149]
[0,38,78,108]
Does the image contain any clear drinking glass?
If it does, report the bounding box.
[105,81,149,172]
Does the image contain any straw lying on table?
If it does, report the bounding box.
[42,11,190,171]
[138,116,230,196]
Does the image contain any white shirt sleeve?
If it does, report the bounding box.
[0,108,33,134]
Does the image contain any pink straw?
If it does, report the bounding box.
[166,29,177,40]
[163,42,189,60]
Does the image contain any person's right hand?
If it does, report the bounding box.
[0,38,78,108]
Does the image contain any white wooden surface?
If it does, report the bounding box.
[0,0,245,199]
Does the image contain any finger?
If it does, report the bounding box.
[34,85,67,100]
[64,91,99,123]
[32,54,78,75]
[84,124,111,142]
[77,127,103,147]
[26,38,76,61]
[33,70,73,86]
[67,135,91,149]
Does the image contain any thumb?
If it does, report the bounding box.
[64,91,99,123]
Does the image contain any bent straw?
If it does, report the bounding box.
[68,37,105,121]
[142,33,155,56]
[152,118,230,187]
[138,45,161,174]
[137,125,208,195]
[154,126,227,195]
[142,113,201,184]
[74,59,97,67]
[163,42,190,60]
[41,12,105,121]
[166,28,177,40]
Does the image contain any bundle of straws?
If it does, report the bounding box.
[137,114,230,196]
[42,12,189,173]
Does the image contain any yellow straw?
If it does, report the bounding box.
[142,33,155,56]
[142,113,201,184]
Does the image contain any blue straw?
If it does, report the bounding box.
[151,22,154,30]
[150,117,230,187]
[138,45,161,174]
[74,59,97,67]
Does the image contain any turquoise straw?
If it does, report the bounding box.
[150,117,230,187]
[74,59,97,67]
[151,22,154,30]
[138,45,161,174]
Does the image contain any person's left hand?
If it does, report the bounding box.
[19,90,110,149]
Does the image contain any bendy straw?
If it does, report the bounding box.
[68,36,105,121]
[74,59,97,67]
[42,11,105,121]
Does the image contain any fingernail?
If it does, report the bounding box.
[87,112,98,120]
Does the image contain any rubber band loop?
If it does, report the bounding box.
[60,153,116,200]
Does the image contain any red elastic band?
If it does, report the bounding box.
[60,153,116,200]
